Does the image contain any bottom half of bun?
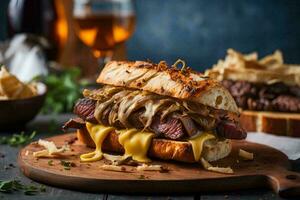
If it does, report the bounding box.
[77,127,232,163]
[240,110,300,137]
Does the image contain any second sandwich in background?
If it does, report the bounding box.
[206,49,300,137]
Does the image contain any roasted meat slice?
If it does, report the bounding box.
[272,95,300,112]
[74,98,97,124]
[222,79,300,113]
[150,116,185,140]
[63,118,85,130]
[174,114,198,137]
[216,121,247,139]
[72,96,247,140]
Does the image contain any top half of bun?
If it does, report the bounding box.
[97,61,239,114]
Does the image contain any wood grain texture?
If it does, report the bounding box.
[0,133,104,200]
[18,133,300,198]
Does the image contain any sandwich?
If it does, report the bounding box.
[63,60,246,165]
[206,49,300,137]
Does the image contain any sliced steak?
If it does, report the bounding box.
[128,109,145,129]
[150,116,185,140]
[229,81,256,97]
[222,79,234,89]
[235,96,248,109]
[290,86,300,97]
[265,82,289,96]
[223,80,300,113]
[247,98,273,111]
[175,114,198,137]
[216,121,247,139]
[73,98,97,123]
[99,107,111,126]
[73,98,245,140]
[272,95,300,112]
[73,98,185,139]
[63,118,85,130]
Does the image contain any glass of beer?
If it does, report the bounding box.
[73,0,136,71]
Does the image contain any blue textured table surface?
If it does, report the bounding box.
[0,114,299,200]
[1,0,300,72]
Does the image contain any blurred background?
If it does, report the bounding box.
[0,0,300,72]
[0,0,300,117]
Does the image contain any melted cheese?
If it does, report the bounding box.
[80,123,154,163]
[118,129,154,163]
[81,123,214,163]
[80,122,114,162]
[188,132,216,162]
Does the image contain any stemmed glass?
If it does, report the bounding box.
[73,0,136,74]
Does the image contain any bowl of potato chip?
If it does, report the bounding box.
[0,67,46,128]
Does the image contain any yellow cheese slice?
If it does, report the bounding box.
[81,122,215,163]
[188,132,216,162]
[80,122,114,162]
[118,129,154,163]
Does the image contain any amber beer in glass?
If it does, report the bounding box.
[73,0,136,72]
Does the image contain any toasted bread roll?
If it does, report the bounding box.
[240,110,300,137]
[97,61,239,113]
[77,127,232,163]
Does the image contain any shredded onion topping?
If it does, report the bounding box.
[89,86,218,136]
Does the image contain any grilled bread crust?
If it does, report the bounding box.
[97,61,239,113]
[77,127,232,163]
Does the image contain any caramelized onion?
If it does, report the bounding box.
[160,103,181,120]
[83,85,122,101]
[182,101,209,116]
[94,90,131,123]
[92,86,219,135]
[174,114,198,137]
[118,91,141,127]
[190,114,216,130]
[143,99,173,129]
[123,93,160,122]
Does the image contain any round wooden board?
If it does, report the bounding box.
[18,133,300,197]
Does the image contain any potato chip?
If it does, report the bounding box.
[205,49,300,87]
[0,66,38,100]
[0,75,25,98]
[0,66,11,77]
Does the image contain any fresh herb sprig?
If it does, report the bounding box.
[60,160,75,170]
[0,179,45,195]
[37,68,88,114]
[48,160,54,166]
[0,131,36,146]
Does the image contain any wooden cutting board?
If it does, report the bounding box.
[18,133,300,197]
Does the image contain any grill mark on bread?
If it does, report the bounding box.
[134,70,160,88]
[97,61,239,113]
[112,65,149,87]
[99,61,214,98]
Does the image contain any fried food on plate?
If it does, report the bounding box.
[0,66,38,100]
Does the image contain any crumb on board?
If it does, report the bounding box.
[200,158,234,174]
[239,149,254,160]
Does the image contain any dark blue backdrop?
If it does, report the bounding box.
[1,0,300,71]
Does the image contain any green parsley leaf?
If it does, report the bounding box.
[38,68,87,114]
[23,185,39,195]
[60,160,75,170]
[0,131,36,146]
[48,160,54,166]
[39,185,46,192]
[0,180,46,195]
